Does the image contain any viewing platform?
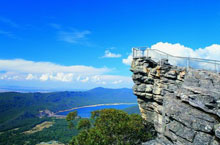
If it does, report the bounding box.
[132,47,220,73]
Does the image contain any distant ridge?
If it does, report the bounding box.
[0,87,136,131]
[0,86,132,93]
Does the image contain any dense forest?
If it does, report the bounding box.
[0,108,150,145]
[0,107,142,145]
[68,109,155,145]
[0,88,143,144]
[0,87,136,131]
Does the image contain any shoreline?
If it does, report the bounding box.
[56,103,137,114]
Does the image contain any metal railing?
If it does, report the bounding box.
[132,47,220,73]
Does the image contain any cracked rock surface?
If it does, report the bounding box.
[131,57,220,145]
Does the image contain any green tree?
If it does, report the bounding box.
[77,119,91,130]
[66,111,77,129]
[68,109,155,145]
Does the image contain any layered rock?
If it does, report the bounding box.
[130,57,220,145]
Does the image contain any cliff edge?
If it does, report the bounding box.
[131,57,220,145]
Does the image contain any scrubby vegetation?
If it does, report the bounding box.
[0,109,154,145]
[0,118,78,145]
[67,109,155,145]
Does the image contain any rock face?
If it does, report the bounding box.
[130,57,220,145]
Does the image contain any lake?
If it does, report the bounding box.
[56,104,137,118]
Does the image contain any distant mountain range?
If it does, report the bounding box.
[0,86,87,92]
[0,87,137,131]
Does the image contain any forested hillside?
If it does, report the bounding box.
[0,87,136,131]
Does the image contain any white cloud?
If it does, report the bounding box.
[81,77,89,83]
[112,80,122,84]
[0,59,109,82]
[58,30,91,44]
[91,75,101,82]
[122,42,220,71]
[149,42,198,58]
[122,54,132,65]
[0,59,109,74]
[76,76,81,81]
[146,42,220,61]
[26,74,35,80]
[38,73,74,82]
[40,74,49,81]
[91,75,130,85]
[103,50,121,58]
[149,42,220,70]
[195,44,220,60]
[0,72,23,80]
[0,59,133,88]
[53,73,73,82]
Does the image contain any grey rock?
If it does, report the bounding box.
[193,132,212,145]
[137,84,146,92]
[214,124,220,139]
[131,57,220,145]
[142,137,173,145]
[165,70,177,79]
[167,120,196,142]
[145,85,153,93]
[153,87,162,95]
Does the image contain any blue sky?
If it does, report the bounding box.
[0,0,220,90]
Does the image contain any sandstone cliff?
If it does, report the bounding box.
[131,57,220,145]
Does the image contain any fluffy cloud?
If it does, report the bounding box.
[0,59,133,88]
[81,77,89,83]
[40,74,49,81]
[148,42,220,60]
[0,59,109,74]
[122,54,132,65]
[0,59,109,82]
[38,73,74,82]
[26,74,35,80]
[112,80,122,84]
[90,75,131,85]
[122,42,220,71]
[102,50,121,58]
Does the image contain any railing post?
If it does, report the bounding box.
[132,47,219,73]
[134,48,136,58]
[215,61,217,73]
[160,54,162,66]
[186,57,190,70]
[216,62,219,73]
[132,48,134,58]
[147,49,149,57]
[141,49,143,57]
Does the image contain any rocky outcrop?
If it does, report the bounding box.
[131,57,220,145]
[38,109,55,118]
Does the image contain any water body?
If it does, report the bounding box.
[56,104,137,118]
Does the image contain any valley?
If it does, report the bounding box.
[0,87,140,145]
